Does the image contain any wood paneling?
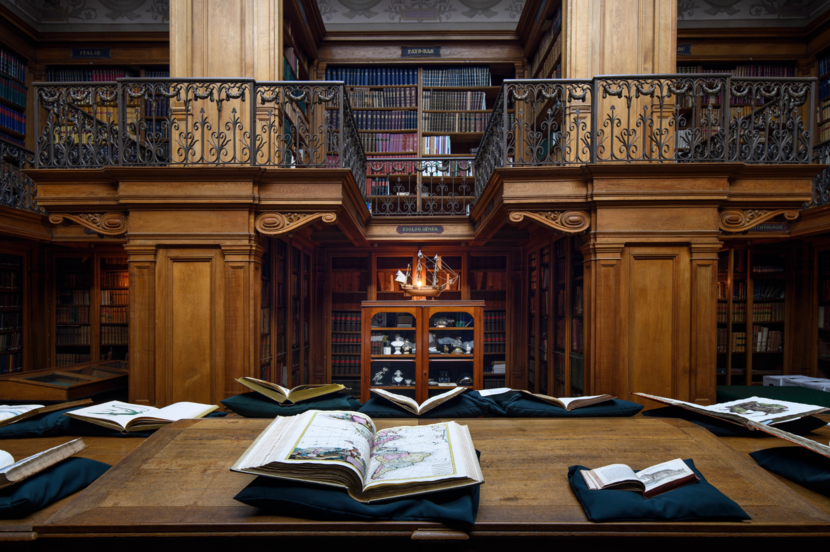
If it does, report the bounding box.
[126,245,157,406]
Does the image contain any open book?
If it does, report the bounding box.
[231,409,484,503]
[580,458,699,499]
[0,399,92,428]
[371,387,465,415]
[236,377,346,405]
[64,400,217,432]
[478,388,615,411]
[0,439,87,489]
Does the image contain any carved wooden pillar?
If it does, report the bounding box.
[124,244,158,406]
[689,242,721,405]
[221,243,263,398]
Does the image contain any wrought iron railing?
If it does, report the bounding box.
[0,138,42,214]
[32,79,367,199]
[807,142,830,208]
[475,75,816,199]
[367,158,474,216]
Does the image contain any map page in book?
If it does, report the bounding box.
[231,409,483,503]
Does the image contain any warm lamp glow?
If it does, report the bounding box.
[416,280,423,287]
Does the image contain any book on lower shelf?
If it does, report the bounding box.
[231,409,484,503]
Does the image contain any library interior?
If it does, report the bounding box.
[2,0,830,546]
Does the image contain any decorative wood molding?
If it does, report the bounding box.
[255,212,337,236]
[48,212,128,235]
[718,209,798,233]
[508,211,590,233]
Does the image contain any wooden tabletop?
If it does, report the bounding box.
[20,417,830,543]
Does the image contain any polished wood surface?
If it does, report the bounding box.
[30,417,830,541]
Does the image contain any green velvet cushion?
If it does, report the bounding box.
[0,407,153,439]
[642,406,827,437]
[505,396,643,418]
[717,385,830,409]
[221,392,362,418]
[750,447,830,496]
[568,459,750,522]
[234,451,481,523]
[0,457,110,519]
[357,394,486,418]
[467,390,514,416]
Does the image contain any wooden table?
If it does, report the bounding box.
[15,417,829,548]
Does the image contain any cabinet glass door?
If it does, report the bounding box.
[427,310,475,398]
[368,310,418,399]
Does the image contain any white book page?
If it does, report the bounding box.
[151,402,216,422]
[557,395,609,409]
[364,421,469,489]
[239,410,377,482]
[635,458,694,493]
[0,450,13,469]
[417,387,465,413]
[477,388,512,397]
[589,464,638,487]
[68,401,159,429]
[0,405,43,423]
[702,396,825,424]
[371,389,421,412]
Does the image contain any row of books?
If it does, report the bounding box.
[423,135,451,155]
[421,90,487,111]
[332,356,361,376]
[573,286,584,316]
[752,264,784,274]
[368,178,392,196]
[819,98,830,124]
[817,305,830,329]
[57,273,91,288]
[327,66,418,86]
[101,325,128,345]
[572,318,584,351]
[0,271,19,290]
[332,311,361,332]
[754,281,784,299]
[101,259,128,270]
[57,290,90,306]
[752,325,783,352]
[483,311,506,331]
[0,132,23,147]
[361,133,417,153]
[0,106,24,135]
[55,353,91,367]
[0,352,21,373]
[571,354,584,391]
[818,121,830,143]
[0,331,20,352]
[101,290,129,306]
[530,6,562,77]
[261,308,271,334]
[348,87,417,108]
[144,101,171,118]
[483,337,505,353]
[0,292,20,307]
[354,110,418,131]
[483,377,507,389]
[332,271,367,293]
[422,112,491,133]
[333,335,360,354]
[718,281,747,300]
[0,312,20,330]
[717,328,728,353]
[678,64,795,77]
[0,254,21,267]
[260,334,271,365]
[731,331,747,352]
[101,307,129,324]
[819,52,830,76]
[752,303,785,322]
[0,76,26,108]
[144,70,170,78]
[101,272,128,288]
[0,49,25,82]
[423,66,491,87]
[56,306,89,324]
[46,69,134,82]
[56,326,90,345]
[718,254,729,272]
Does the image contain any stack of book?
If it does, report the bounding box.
[56,326,90,346]
[348,87,417,108]
[422,91,486,110]
[752,325,783,352]
[423,135,451,155]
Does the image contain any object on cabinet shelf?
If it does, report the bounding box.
[236,378,346,405]
[391,335,405,355]
[396,250,459,298]
[433,317,454,327]
[372,365,390,385]
[439,371,450,383]
[393,370,404,385]
[457,374,473,386]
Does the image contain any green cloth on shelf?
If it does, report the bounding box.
[221,392,362,418]
[750,447,830,496]
[717,385,830,408]
[568,459,750,522]
[0,457,110,519]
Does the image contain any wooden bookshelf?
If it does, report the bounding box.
[470,253,509,390]
[53,255,92,367]
[0,46,28,147]
[259,242,273,381]
[0,250,24,373]
[328,255,369,399]
[98,256,129,361]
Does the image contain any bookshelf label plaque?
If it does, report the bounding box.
[70,48,112,59]
[402,46,441,58]
[397,225,444,234]
[677,44,692,56]
[749,223,789,233]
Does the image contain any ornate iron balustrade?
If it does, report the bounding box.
[368,158,474,216]
[33,79,366,199]
[0,138,42,215]
[475,75,816,200]
[807,142,830,208]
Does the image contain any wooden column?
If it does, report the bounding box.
[125,244,158,406]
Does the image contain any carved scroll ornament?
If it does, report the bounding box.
[48,213,128,236]
[255,212,337,235]
[718,209,798,233]
[508,211,590,234]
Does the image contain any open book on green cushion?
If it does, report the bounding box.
[236,377,346,405]
[231,409,484,503]
[64,400,217,433]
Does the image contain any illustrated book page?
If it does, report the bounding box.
[581,458,698,498]
[65,400,217,431]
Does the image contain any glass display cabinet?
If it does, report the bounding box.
[0,359,128,402]
[361,300,484,402]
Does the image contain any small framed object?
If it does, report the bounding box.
[439,371,450,384]
[371,313,387,327]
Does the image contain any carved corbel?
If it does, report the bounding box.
[48,213,128,236]
[508,210,590,234]
[718,209,798,233]
[255,212,337,235]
